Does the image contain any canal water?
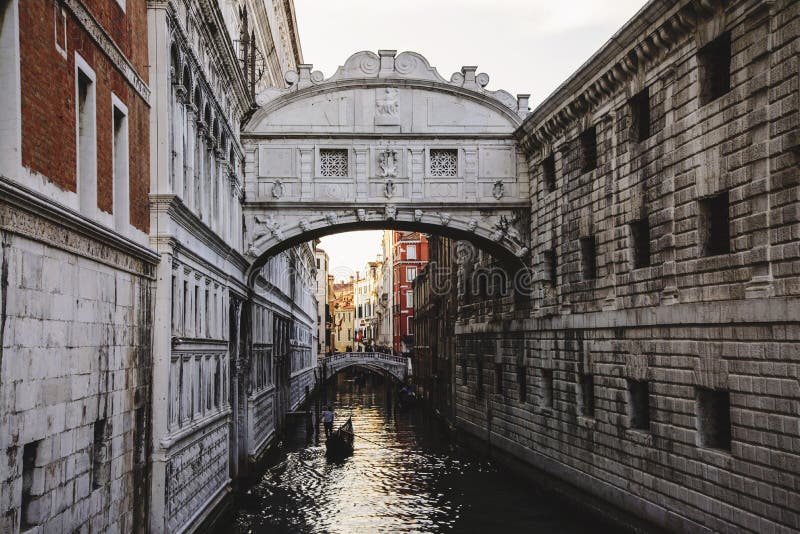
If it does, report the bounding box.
[220,375,621,533]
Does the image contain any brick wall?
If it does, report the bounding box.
[19,0,149,231]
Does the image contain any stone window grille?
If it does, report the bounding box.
[696,388,732,450]
[429,149,458,177]
[541,369,554,409]
[630,217,651,268]
[579,126,597,172]
[517,365,527,403]
[319,148,349,177]
[580,236,598,280]
[627,379,651,431]
[630,87,651,142]
[698,32,731,105]
[699,191,730,256]
[542,154,556,192]
[578,372,595,418]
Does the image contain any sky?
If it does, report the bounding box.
[299,0,649,277]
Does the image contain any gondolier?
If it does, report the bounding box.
[322,406,334,437]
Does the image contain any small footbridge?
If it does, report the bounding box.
[319,352,410,382]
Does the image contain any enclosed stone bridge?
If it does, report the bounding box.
[320,352,410,382]
[240,50,532,276]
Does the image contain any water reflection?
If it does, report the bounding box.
[222,374,620,533]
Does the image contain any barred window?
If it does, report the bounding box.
[319,149,348,177]
[429,149,458,177]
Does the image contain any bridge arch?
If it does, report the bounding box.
[240,49,533,284]
[320,352,410,383]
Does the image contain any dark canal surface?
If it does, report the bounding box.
[219,375,622,533]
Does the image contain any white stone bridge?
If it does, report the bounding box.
[320,352,410,382]
[240,50,532,278]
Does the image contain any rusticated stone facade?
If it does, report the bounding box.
[442,0,800,533]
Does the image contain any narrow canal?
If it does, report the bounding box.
[219,373,623,533]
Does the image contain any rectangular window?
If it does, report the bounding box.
[76,57,97,215]
[699,191,730,256]
[544,248,557,286]
[541,154,556,192]
[630,218,651,268]
[542,369,554,409]
[406,267,417,281]
[406,245,417,260]
[194,286,200,336]
[406,290,413,308]
[578,373,595,417]
[579,126,597,172]
[205,289,210,338]
[111,97,129,230]
[21,441,41,529]
[580,236,597,280]
[698,32,731,105]
[630,88,650,142]
[429,149,458,177]
[696,388,732,451]
[517,365,527,403]
[92,418,109,489]
[407,316,413,334]
[54,3,67,56]
[495,363,504,395]
[627,379,651,431]
[319,148,348,177]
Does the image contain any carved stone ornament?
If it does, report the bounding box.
[414,209,423,222]
[271,180,285,199]
[468,218,478,232]
[356,209,366,222]
[385,205,397,220]
[379,149,398,178]
[298,218,310,232]
[492,180,505,200]
[384,179,396,199]
[325,212,338,225]
[254,215,284,241]
[439,213,451,226]
[375,87,400,125]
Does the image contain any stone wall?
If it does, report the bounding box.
[0,188,156,533]
[449,0,800,533]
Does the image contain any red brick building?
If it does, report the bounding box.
[392,231,428,354]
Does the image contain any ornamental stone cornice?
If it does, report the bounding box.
[0,176,158,277]
[515,0,727,156]
[247,50,529,129]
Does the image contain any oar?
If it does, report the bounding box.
[340,428,389,449]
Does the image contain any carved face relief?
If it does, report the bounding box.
[385,205,397,220]
[356,209,366,221]
[325,212,338,225]
[414,209,423,222]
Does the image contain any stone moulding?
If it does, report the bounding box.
[0,176,158,277]
[515,0,727,155]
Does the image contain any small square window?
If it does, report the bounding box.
[627,379,651,431]
[698,32,731,105]
[696,388,731,451]
[319,149,348,177]
[429,149,458,177]
[541,369,554,409]
[630,218,651,269]
[630,88,650,142]
[698,191,730,256]
[541,154,556,192]
[578,373,594,417]
[579,126,597,172]
[580,236,597,280]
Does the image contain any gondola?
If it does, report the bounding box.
[325,416,354,458]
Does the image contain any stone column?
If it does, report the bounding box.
[184,103,196,207]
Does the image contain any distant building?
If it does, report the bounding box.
[332,277,355,352]
[392,231,428,354]
[314,247,330,357]
[375,231,394,351]
[354,262,380,350]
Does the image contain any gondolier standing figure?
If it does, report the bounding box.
[322,406,334,438]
